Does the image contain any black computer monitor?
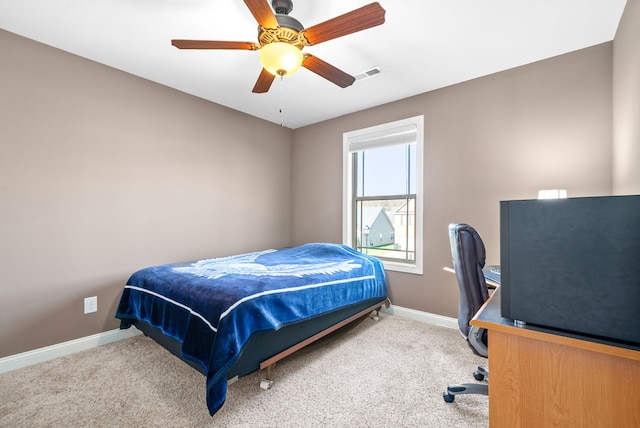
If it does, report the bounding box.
[500,195,640,345]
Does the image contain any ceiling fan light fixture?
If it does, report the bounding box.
[259,42,303,76]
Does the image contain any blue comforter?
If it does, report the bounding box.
[115,243,387,415]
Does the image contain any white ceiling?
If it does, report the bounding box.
[0,0,627,129]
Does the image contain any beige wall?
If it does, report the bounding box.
[0,30,292,357]
[292,43,614,317]
[613,0,640,194]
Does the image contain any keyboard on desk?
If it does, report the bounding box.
[483,265,501,284]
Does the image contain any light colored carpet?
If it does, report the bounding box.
[0,314,488,427]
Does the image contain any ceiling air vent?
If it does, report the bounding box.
[355,66,383,81]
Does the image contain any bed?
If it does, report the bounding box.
[115,242,388,416]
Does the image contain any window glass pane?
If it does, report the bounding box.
[354,198,415,263]
[355,143,416,197]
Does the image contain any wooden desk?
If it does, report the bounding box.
[472,288,640,427]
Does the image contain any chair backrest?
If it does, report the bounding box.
[448,223,490,340]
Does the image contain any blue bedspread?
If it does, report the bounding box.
[115,243,387,416]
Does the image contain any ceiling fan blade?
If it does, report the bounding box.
[302,2,385,45]
[302,54,355,88]
[244,0,279,29]
[252,68,276,93]
[171,40,258,50]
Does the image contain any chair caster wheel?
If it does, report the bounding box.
[473,371,486,381]
[443,392,455,403]
[260,379,273,390]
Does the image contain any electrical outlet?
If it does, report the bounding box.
[84,296,98,314]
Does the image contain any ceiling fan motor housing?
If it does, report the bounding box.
[258,14,305,48]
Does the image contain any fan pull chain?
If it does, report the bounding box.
[279,76,284,127]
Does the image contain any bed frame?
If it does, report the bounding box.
[131,297,390,389]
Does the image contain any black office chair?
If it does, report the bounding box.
[443,223,490,403]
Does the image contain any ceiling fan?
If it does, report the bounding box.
[171,0,386,93]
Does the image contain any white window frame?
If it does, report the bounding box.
[342,115,424,275]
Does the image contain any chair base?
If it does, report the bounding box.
[443,365,489,403]
[443,382,488,403]
[473,365,488,381]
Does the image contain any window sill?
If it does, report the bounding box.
[381,259,423,275]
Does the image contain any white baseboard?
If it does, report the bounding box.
[381,305,458,330]
[1,307,455,374]
[0,327,141,374]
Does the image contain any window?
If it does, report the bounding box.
[343,116,424,274]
